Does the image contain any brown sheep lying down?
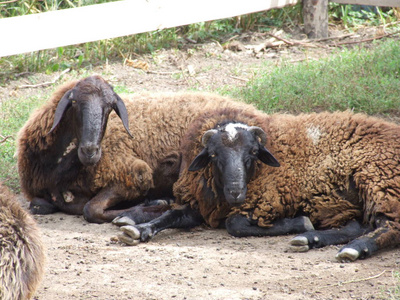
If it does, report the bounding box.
[116,108,400,262]
[0,183,45,300]
[16,75,258,223]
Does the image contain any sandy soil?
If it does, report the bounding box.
[33,211,399,300]
[4,27,399,300]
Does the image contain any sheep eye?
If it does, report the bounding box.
[71,100,77,104]
[210,153,216,158]
[251,149,258,156]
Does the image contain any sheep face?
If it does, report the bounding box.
[48,76,132,166]
[188,123,280,206]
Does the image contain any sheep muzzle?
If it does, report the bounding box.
[223,183,247,206]
[78,143,102,166]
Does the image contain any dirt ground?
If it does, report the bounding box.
[4,26,400,300]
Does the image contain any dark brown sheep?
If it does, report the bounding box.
[117,108,400,262]
[17,76,259,223]
[0,183,45,300]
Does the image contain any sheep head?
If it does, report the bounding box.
[48,75,132,166]
[188,123,280,206]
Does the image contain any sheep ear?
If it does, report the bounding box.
[113,95,133,138]
[248,126,267,145]
[188,148,210,171]
[258,145,280,167]
[48,90,73,134]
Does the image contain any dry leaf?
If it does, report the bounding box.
[125,59,149,71]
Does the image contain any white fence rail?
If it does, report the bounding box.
[0,0,298,58]
[0,0,398,58]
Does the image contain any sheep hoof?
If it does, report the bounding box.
[150,199,169,206]
[118,225,142,246]
[117,233,140,246]
[335,248,359,262]
[120,225,141,239]
[29,198,59,215]
[290,236,309,246]
[112,216,136,226]
[288,236,310,252]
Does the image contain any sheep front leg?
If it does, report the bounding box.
[113,198,174,226]
[83,188,127,223]
[118,204,204,246]
[335,219,400,262]
[30,190,88,215]
[84,159,155,223]
[225,214,314,237]
[289,220,371,257]
[30,197,60,215]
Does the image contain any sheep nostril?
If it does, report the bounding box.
[81,145,99,158]
[230,190,241,200]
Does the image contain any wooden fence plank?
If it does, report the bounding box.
[332,0,400,7]
[0,0,298,57]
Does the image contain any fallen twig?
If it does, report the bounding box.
[18,68,71,89]
[147,70,181,75]
[321,270,386,289]
[265,32,295,46]
[0,135,13,144]
[229,75,249,82]
[312,33,355,42]
[0,0,19,4]
[329,30,400,46]
[263,32,329,49]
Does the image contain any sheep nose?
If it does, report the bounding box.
[229,189,241,200]
[81,144,99,158]
[225,183,246,206]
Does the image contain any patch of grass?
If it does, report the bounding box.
[0,0,119,18]
[225,40,400,115]
[0,92,47,191]
[329,4,399,28]
[381,271,400,299]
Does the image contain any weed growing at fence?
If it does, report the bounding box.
[226,40,400,115]
[329,4,399,28]
[0,0,118,18]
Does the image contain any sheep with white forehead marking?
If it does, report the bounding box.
[17,76,259,223]
[0,183,45,300]
[118,108,400,262]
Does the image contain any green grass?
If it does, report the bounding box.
[225,40,400,115]
[382,271,400,299]
[0,0,119,18]
[0,92,48,190]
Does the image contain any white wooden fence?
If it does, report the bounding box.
[0,0,398,58]
[0,0,298,57]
